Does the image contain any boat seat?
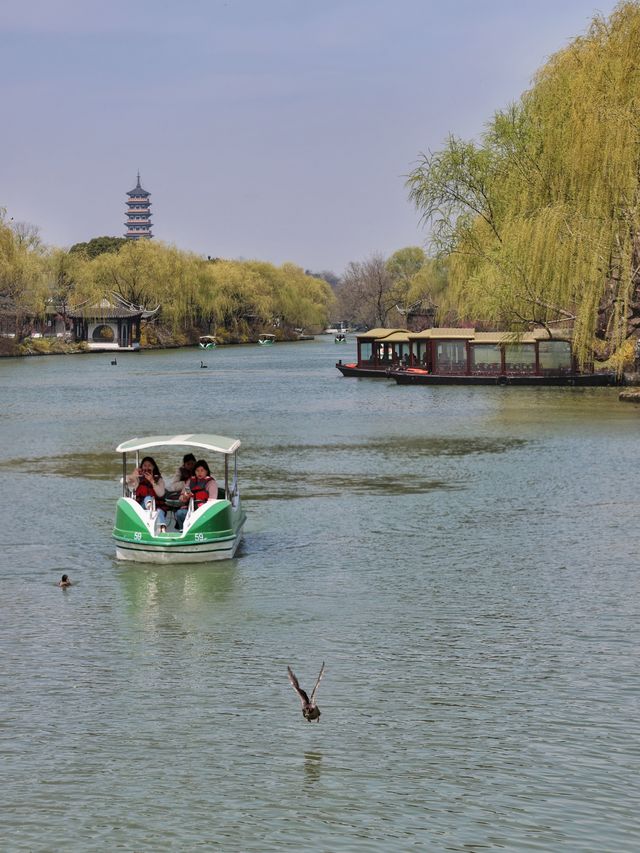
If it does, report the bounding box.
[164,491,183,510]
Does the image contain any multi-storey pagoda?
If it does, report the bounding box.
[124,173,153,239]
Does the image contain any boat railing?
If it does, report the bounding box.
[184,496,195,526]
[436,362,467,374]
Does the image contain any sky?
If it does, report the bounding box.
[0,0,621,276]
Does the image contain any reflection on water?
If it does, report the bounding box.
[118,561,237,622]
[303,751,323,785]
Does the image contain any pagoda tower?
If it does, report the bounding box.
[124,173,153,239]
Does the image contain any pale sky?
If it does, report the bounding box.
[0,0,619,275]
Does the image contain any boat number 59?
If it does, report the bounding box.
[195,533,204,542]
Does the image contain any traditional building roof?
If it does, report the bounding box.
[68,294,159,320]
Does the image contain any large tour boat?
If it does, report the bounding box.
[113,433,246,564]
[337,327,618,386]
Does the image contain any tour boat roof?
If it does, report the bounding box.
[407,327,572,342]
[356,328,406,340]
[472,331,538,344]
[378,331,411,342]
[409,328,475,339]
[116,434,241,455]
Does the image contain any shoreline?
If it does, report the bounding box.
[0,335,318,359]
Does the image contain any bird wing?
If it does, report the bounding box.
[287,666,309,706]
[309,661,325,704]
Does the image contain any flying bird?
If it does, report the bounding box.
[287,662,325,722]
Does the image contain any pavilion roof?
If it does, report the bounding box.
[68,294,159,320]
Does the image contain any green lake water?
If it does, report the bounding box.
[1,337,639,851]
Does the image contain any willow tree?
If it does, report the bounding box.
[204,261,272,337]
[82,239,167,309]
[263,262,334,331]
[46,248,97,325]
[0,213,49,340]
[407,1,640,365]
[147,244,202,330]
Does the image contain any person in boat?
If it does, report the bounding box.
[168,453,197,492]
[126,456,168,530]
[174,459,218,531]
[58,574,72,588]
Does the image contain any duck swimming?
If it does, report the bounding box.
[287,662,325,722]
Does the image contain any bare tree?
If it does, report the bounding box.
[337,254,398,327]
[11,220,43,252]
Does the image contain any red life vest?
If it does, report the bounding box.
[188,475,214,508]
[135,478,168,512]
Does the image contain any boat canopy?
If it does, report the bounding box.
[116,433,241,455]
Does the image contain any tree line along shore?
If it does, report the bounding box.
[3,3,640,373]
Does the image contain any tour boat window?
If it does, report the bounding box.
[435,340,466,372]
[361,342,373,362]
[471,344,501,371]
[504,344,535,370]
[539,340,571,372]
[416,342,430,366]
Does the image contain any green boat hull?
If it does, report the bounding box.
[113,497,246,563]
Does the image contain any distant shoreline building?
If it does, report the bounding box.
[68,294,159,351]
[124,173,153,240]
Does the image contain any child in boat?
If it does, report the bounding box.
[174,460,218,530]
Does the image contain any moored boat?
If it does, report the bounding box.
[337,327,619,386]
[112,433,246,563]
[199,335,217,349]
[335,328,410,376]
[258,334,276,346]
